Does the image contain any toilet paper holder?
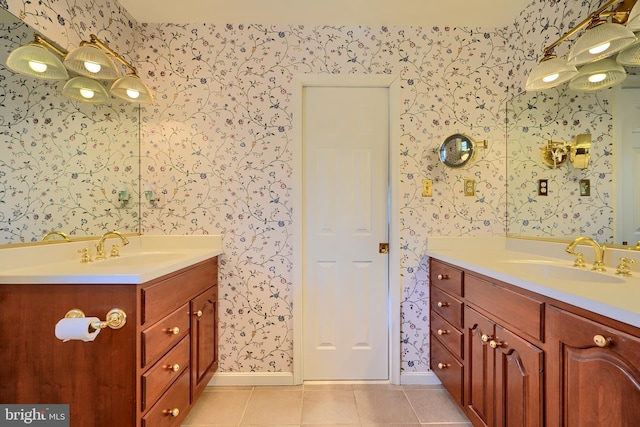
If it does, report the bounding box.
[64,308,127,331]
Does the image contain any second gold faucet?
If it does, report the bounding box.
[95,230,129,261]
[566,236,606,271]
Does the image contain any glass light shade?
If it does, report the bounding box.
[629,1,640,31]
[6,43,69,80]
[567,22,636,66]
[568,58,627,91]
[110,74,153,103]
[62,76,110,103]
[64,44,120,80]
[525,56,578,91]
[616,32,640,66]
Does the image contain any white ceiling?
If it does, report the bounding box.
[118,0,530,27]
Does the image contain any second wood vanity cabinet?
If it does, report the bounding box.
[429,258,640,427]
[0,256,219,427]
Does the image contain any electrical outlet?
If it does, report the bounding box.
[580,179,590,196]
[538,179,548,196]
[464,179,475,196]
[422,179,433,197]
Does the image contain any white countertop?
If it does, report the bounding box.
[0,235,223,284]
[426,237,640,328]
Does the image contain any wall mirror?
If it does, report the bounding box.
[439,133,484,168]
[506,85,620,244]
[0,9,141,246]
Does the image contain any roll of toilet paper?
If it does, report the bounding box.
[55,317,101,342]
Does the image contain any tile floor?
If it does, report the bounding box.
[181,383,472,426]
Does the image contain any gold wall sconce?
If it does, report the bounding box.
[6,33,153,104]
[540,134,591,169]
[527,0,640,92]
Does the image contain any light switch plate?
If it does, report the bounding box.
[580,179,590,196]
[422,179,433,197]
[464,179,475,196]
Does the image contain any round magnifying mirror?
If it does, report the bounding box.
[439,133,476,168]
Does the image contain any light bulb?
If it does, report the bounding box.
[125,88,140,99]
[28,61,48,73]
[83,61,102,74]
[542,73,559,83]
[79,88,95,99]
[589,42,611,55]
[588,73,607,83]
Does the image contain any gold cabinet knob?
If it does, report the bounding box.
[437,301,449,308]
[437,362,450,369]
[593,334,612,348]
[194,310,203,318]
[165,408,180,417]
[437,329,449,336]
[168,327,180,335]
[489,340,504,349]
[168,363,180,372]
[437,274,449,280]
[481,334,491,343]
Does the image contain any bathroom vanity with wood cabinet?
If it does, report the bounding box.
[0,256,219,427]
[429,257,640,427]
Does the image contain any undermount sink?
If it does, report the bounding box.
[89,252,186,267]
[496,259,625,284]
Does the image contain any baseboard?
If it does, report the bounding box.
[206,371,441,387]
[207,372,295,387]
[400,371,442,385]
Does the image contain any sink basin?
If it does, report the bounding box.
[89,252,186,268]
[496,260,625,284]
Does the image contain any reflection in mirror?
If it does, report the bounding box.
[506,87,613,243]
[0,10,140,245]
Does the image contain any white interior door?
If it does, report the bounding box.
[617,87,640,245]
[302,86,389,381]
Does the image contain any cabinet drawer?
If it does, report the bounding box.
[431,312,463,359]
[430,260,463,297]
[142,304,190,367]
[465,274,544,341]
[430,335,464,407]
[142,260,218,326]
[431,286,463,329]
[142,336,190,411]
[142,369,190,427]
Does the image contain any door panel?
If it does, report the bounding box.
[302,86,389,380]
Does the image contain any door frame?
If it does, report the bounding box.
[292,74,401,384]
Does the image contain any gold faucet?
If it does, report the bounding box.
[566,237,606,271]
[96,231,129,261]
[42,231,71,242]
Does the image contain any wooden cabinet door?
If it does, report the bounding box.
[494,325,544,427]
[548,306,640,427]
[190,286,218,400]
[465,306,495,427]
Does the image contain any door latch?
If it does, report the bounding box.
[379,243,389,254]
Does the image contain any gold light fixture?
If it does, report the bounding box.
[527,0,639,92]
[5,33,153,104]
[6,34,68,80]
[62,76,110,103]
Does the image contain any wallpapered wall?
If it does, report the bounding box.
[2,0,607,374]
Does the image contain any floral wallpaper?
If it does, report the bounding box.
[0,0,609,376]
[0,2,141,243]
[507,87,613,241]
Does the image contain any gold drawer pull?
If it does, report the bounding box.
[167,363,180,372]
[194,310,203,318]
[437,274,449,280]
[593,334,612,348]
[481,334,491,343]
[165,408,180,417]
[437,329,449,336]
[437,301,449,308]
[437,362,450,369]
[168,327,180,335]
